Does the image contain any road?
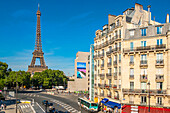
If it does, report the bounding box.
[18,91,88,113]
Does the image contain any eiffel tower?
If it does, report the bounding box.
[28,4,48,74]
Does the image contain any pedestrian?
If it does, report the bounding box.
[104,107,106,113]
[4,104,6,110]
[1,104,4,110]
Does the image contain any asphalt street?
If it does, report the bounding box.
[17,91,88,113]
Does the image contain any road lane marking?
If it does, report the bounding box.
[36,102,45,113]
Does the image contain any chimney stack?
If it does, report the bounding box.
[147,5,151,25]
[166,14,169,23]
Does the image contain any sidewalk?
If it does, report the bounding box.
[0,104,16,113]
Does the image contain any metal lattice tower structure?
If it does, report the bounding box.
[28,4,48,74]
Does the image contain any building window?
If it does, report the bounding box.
[108,68,112,74]
[141,29,146,36]
[102,49,104,56]
[130,55,134,64]
[130,68,134,77]
[108,57,112,63]
[157,82,163,90]
[157,53,163,64]
[119,29,121,38]
[157,26,162,34]
[130,30,134,37]
[119,66,121,75]
[141,41,146,47]
[141,82,147,90]
[109,46,112,51]
[141,54,147,63]
[130,82,134,90]
[98,60,99,66]
[130,42,134,51]
[157,39,163,45]
[157,97,163,105]
[116,20,119,26]
[141,68,147,76]
[119,42,121,50]
[141,96,147,104]
[119,54,121,62]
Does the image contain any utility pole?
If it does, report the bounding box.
[147,81,150,112]
[16,72,18,113]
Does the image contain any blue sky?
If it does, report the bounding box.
[0,0,169,76]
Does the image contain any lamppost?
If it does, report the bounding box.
[147,81,150,112]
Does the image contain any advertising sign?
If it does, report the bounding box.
[77,62,86,78]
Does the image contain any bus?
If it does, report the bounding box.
[78,97,98,112]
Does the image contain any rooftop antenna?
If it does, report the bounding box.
[38,3,40,10]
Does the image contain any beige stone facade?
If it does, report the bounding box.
[67,51,90,92]
[93,3,170,108]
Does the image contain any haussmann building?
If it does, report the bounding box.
[93,3,170,112]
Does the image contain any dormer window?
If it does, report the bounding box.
[116,20,119,26]
[157,26,162,34]
[130,30,134,37]
[141,29,146,36]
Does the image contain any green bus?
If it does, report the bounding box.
[78,97,98,112]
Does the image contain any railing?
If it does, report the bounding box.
[107,62,112,67]
[28,65,48,68]
[156,60,164,66]
[140,75,148,81]
[129,61,134,65]
[106,50,113,56]
[156,103,164,107]
[129,101,134,104]
[98,83,105,88]
[106,73,112,77]
[99,74,105,78]
[123,44,166,53]
[129,75,134,79]
[95,92,98,95]
[140,60,147,65]
[100,93,104,96]
[122,89,166,94]
[100,53,104,58]
[140,102,147,105]
[156,75,164,81]
[113,61,117,66]
[101,64,104,68]
[114,96,119,100]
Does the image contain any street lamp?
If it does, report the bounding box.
[147,81,150,112]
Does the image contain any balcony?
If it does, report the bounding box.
[140,74,148,82]
[105,84,110,88]
[113,47,121,53]
[100,93,104,96]
[156,103,164,107]
[123,44,166,53]
[119,72,121,75]
[140,60,148,67]
[129,101,134,104]
[129,75,134,79]
[140,102,147,106]
[122,89,166,95]
[99,74,105,79]
[104,41,108,47]
[155,60,164,67]
[156,75,164,82]
[113,61,117,67]
[98,83,105,88]
[114,72,117,80]
[106,73,112,78]
[106,50,113,56]
[100,53,104,58]
[100,64,104,68]
[107,62,112,67]
[129,61,134,66]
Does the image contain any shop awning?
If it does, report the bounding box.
[104,101,121,109]
[101,98,109,103]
